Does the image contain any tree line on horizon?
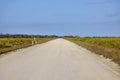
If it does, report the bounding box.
[0,33,119,38]
[0,34,58,38]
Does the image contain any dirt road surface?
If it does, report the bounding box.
[0,39,120,80]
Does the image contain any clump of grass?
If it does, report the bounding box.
[65,37,120,65]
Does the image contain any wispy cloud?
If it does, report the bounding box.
[86,0,114,5]
[20,23,66,27]
[105,12,120,17]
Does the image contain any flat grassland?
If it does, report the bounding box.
[0,38,54,54]
[65,37,120,65]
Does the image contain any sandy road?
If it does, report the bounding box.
[0,38,120,80]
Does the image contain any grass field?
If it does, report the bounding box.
[65,37,120,65]
[0,38,54,54]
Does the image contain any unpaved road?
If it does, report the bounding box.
[0,39,120,80]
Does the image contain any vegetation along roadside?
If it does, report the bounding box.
[0,34,57,54]
[65,37,120,65]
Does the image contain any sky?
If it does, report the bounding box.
[0,0,120,36]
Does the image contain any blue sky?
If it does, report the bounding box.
[0,0,120,36]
